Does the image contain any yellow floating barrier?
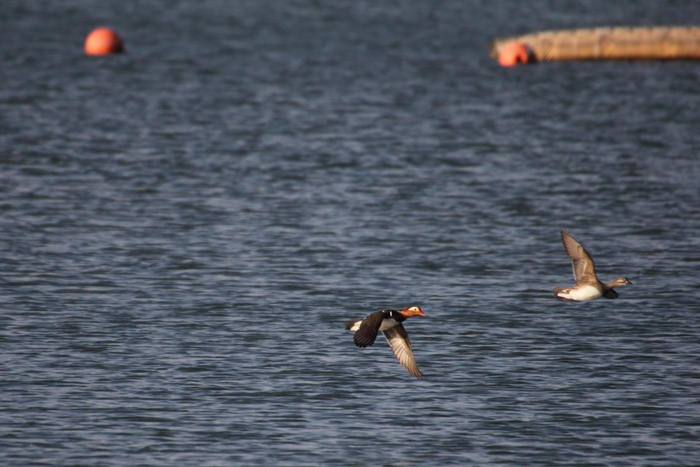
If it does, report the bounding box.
[491,26,700,64]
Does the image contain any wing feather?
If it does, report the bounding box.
[353,311,385,347]
[383,324,422,378]
[561,230,597,284]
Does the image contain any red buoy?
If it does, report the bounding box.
[498,41,536,66]
[84,27,124,55]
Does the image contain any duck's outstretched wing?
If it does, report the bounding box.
[383,324,422,378]
[353,311,385,347]
[561,230,597,284]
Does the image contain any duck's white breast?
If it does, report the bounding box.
[558,285,602,301]
[378,318,398,331]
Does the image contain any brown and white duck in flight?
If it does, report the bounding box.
[554,230,631,301]
[345,306,425,378]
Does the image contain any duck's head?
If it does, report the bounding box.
[400,305,425,317]
[612,277,632,286]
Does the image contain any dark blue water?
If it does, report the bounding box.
[2,1,700,465]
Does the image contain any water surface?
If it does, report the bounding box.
[1,1,699,465]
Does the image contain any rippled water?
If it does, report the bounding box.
[2,1,700,465]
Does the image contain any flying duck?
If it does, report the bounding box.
[345,305,425,378]
[554,230,631,301]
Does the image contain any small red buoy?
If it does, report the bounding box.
[84,27,124,55]
[498,41,536,66]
